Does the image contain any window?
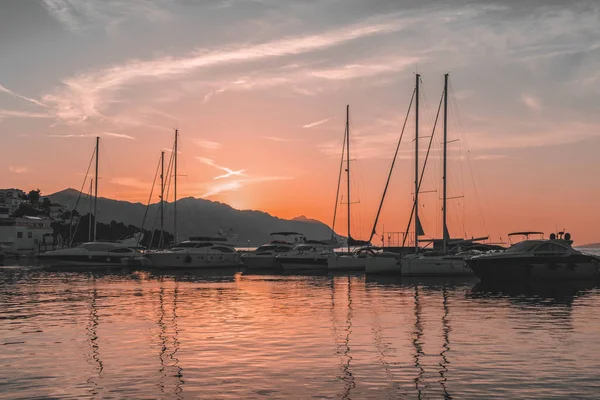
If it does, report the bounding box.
[212,246,235,253]
[109,248,134,254]
[28,232,33,239]
[17,232,23,239]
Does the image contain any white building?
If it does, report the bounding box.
[0,216,54,256]
[0,189,26,215]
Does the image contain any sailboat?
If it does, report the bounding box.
[142,131,243,269]
[328,105,370,271]
[365,74,421,274]
[38,137,142,269]
[400,74,473,276]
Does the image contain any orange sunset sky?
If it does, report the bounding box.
[1,0,599,245]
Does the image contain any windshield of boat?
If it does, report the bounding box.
[504,241,540,253]
[256,245,277,253]
[80,243,119,252]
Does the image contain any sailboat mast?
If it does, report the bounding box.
[346,104,350,253]
[88,178,93,241]
[442,73,449,253]
[414,74,420,254]
[174,129,178,245]
[93,136,99,241]
[160,151,165,248]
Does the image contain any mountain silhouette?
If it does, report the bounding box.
[48,188,340,246]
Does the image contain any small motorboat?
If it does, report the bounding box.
[241,232,306,270]
[276,240,336,271]
[143,237,242,269]
[37,242,142,269]
[467,232,600,282]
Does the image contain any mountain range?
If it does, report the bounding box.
[48,189,340,246]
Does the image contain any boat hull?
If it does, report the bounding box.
[241,255,281,269]
[37,255,127,268]
[468,256,600,282]
[401,255,472,276]
[278,257,328,271]
[365,256,401,274]
[327,255,366,271]
[144,252,242,269]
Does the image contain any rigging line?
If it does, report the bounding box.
[449,80,489,235]
[368,88,416,243]
[138,154,162,247]
[69,147,96,247]
[331,123,347,239]
[158,148,176,249]
[402,86,445,248]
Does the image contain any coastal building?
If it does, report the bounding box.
[0,216,53,256]
[0,188,25,216]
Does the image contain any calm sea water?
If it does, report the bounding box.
[2,263,600,399]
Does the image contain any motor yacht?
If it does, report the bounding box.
[241,232,306,269]
[37,242,141,268]
[328,246,377,271]
[143,236,242,268]
[467,232,600,282]
[276,240,336,271]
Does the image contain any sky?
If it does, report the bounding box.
[1,0,600,245]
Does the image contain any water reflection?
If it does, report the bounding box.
[156,281,184,398]
[1,268,600,398]
[85,284,103,396]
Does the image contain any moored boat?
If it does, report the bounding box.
[241,232,306,269]
[276,240,335,271]
[143,237,242,269]
[467,232,600,282]
[37,242,141,269]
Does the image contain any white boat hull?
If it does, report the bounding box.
[401,255,472,276]
[145,251,242,269]
[327,255,366,270]
[241,254,281,269]
[279,257,328,271]
[365,256,401,274]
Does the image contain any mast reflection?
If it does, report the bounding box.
[86,284,103,396]
[330,276,355,399]
[439,286,452,399]
[157,280,183,398]
[412,285,425,399]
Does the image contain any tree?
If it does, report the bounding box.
[28,189,41,204]
[41,198,51,215]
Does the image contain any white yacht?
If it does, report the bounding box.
[327,247,375,271]
[364,251,402,274]
[241,232,306,269]
[401,252,472,276]
[143,237,242,268]
[37,242,141,268]
[276,240,336,271]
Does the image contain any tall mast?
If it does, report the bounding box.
[160,151,165,248]
[442,73,449,253]
[88,178,93,241]
[346,104,351,253]
[174,129,178,245]
[414,74,420,254]
[93,136,99,241]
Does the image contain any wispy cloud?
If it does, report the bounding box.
[0,110,51,119]
[47,131,135,139]
[261,136,297,142]
[202,176,291,197]
[194,139,222,150]
[311,57,419,80]
[109,177,148,189]
[303,117,331,129]
[102,131,136,140]
[9,166,28,174]
[197,157,246,180]
[41,0,172,33]
[0,84,48,108]
[521,94,542,111]
[42,15,407,124]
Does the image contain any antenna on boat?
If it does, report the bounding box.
[174,129,178,245]
[414,74,420,254]
[89,178,93,242]
[93,136,99,241]
[442,73,449,253]
[160,151,165,249]
[346,104,351,254]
